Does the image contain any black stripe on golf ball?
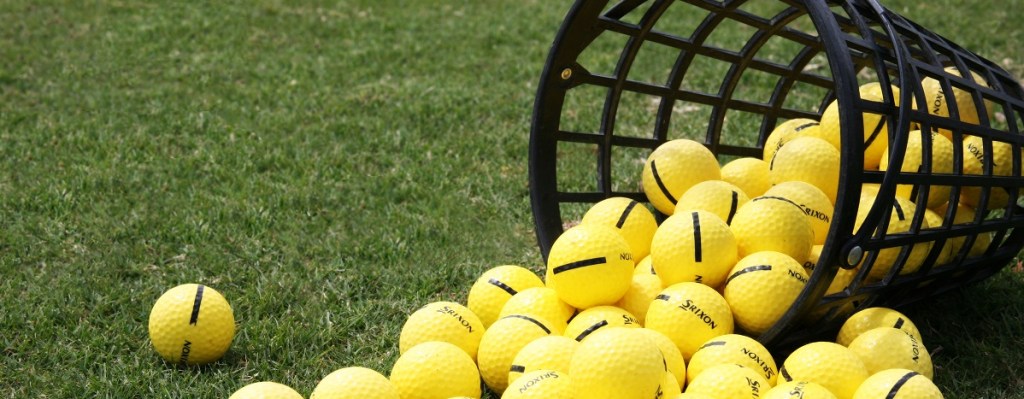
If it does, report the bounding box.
[697,340,727,351]
[754,195,805,213]
[886,371,921,399]
[692,212,703,262]
[566,308,581,324]
[795,121,819,132]
[780,365,792,382]
[616,200,638,229]
[894,317,905,329]
[488,278,519,296]
[510,365,526,373]
[189,285,205,326]
[727,191,739,225]
[650,160,678,205]
[573,320,609,342]
[726,265,772,285]
[553,257,607,274]
[502,314,552,335]
[655,294,671,301]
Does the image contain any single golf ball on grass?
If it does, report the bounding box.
[148,283,235,366]
[310,366,399,399]
[229,381,303,399]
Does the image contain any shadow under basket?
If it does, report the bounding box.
[529,0,1024,349]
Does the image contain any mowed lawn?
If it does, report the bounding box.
[1,0,1023,398]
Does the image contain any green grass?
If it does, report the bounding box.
[1,0,1023,398]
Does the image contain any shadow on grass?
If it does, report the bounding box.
[904,266,1024,397]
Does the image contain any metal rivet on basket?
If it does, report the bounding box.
[845,246,864,267]
[560,67,572,80]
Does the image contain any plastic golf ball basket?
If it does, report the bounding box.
[529,0,1024,349]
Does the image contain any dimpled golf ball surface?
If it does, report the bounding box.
[615,273,662,324]
[730,196,814,265]
[581,197,658,261]
[635,328,687,385]
[768,136,840,203]
[848,327,933,379]
[721,157,771,198]
[503,370,574,399]
[724,251,809,335]
[545,224,634,309]
[399,301,485,360]
[687,333,777,386]
[508,335,578,384]
[852,369,943,399]
[563,305,639,342]
[685,363,770,398]
[148,283,235,366]
[764,381,838,399]
[677,180,750,226]
[498,287,574,334]
[645,282,733,360]
[467,265,544,328]
[782,342,869,399]
[477,314,556,394]
[390,341,481,399]
[764,181,834,246]
[641,139,721,215]
[570,327,665,399]
[837,307,921,347]
[650,210,737,288]
[229,381,303,399]
[310,366,400,399]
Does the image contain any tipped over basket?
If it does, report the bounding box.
[529,0,1024,349]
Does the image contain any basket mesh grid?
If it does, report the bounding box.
[530,0,1024,347]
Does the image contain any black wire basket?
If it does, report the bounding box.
[529,0,1024,349]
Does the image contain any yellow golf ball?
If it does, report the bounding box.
[148,283,235,366]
